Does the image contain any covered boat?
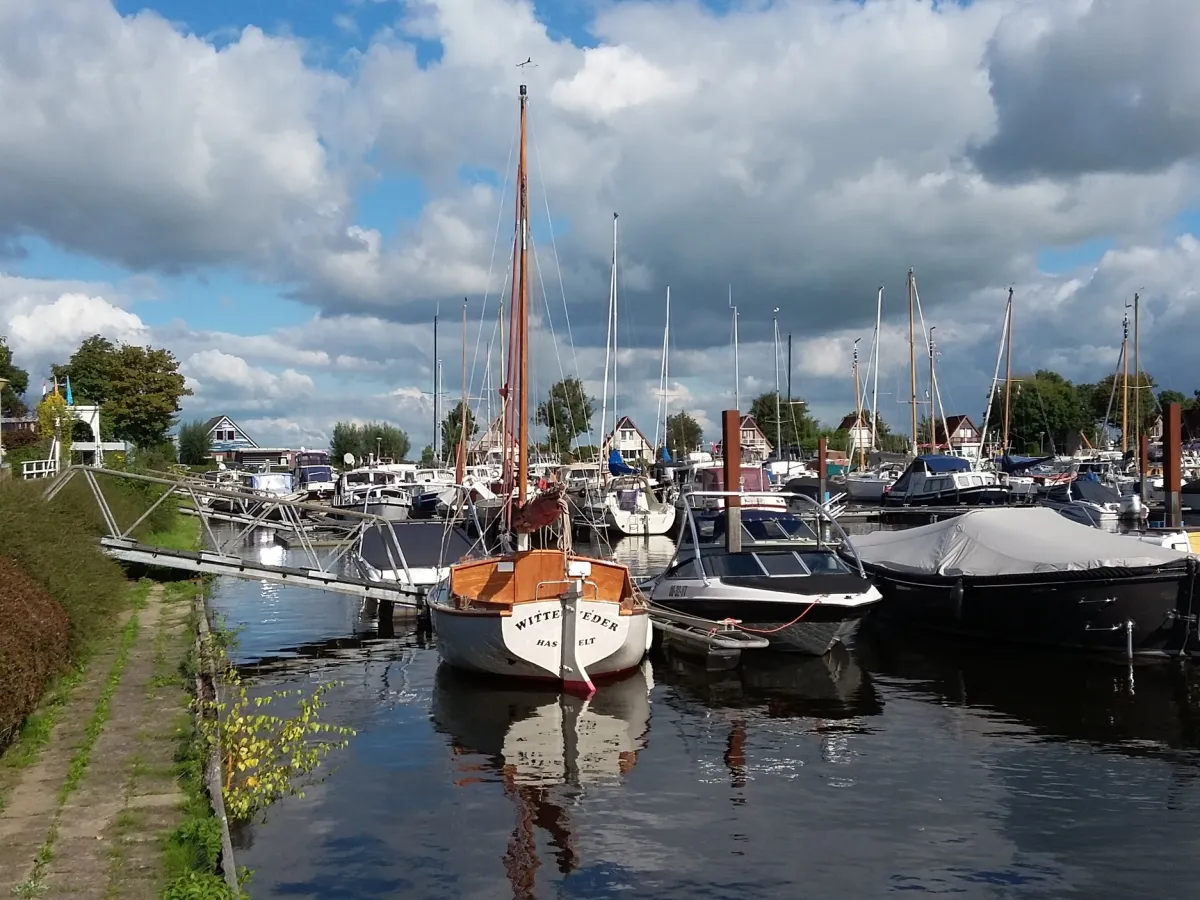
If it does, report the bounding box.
[846,507,1198,657]
[882,454,1009,506]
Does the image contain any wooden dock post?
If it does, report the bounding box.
[1162,401,1183,528]
[722,409,742,553]
[817,437,828,506]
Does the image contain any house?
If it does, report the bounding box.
[601,416,654,464]
[714,415,773,462]
[836,413,874,456]
[470,415,516,466]
[931,414,982,459]
[202,415,259,463]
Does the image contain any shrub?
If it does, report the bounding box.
[0,557,69,748]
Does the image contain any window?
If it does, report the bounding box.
[621,429,634,441]
[796,551,851,574]
[702,554,767,577]
[663,559,701,580]
[753,552,810,576]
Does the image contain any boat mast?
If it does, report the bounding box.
[457,297,467,484]
[599,214,617,481]
[658,286,670,456]
[928,327,937,452]
[1121,304,1130,456]
[979,288,1011,458]
[870,287,882,452]
[787,332,793,460]
[1133,291,1140,461]
[773,308,781,460]
[1002,289,1013,455]
[908,268,917,452]
[853,338,864,468]
[516,84,530,508]
[433,308,439,461]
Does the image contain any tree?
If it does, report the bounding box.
[986,369,1090,454]
[748,391,817,453]
[178,420,213,465]
[440,401,477,459]
[328,421,411,464]
[419,444,436,467]
[535,377,595,454]
[52,335,118,407]
[0,336,29,416]
[665,412,702,458]
[1078,370,1158,437]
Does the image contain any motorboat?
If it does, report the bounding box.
[1039,476,1125,527]
[293,450,335,499]
[843,465,902,503]
[882,454,1009,506]
[330,468,412,521]
[644,493,882,655]
[353,519,479,591]
[846,507,1199,657]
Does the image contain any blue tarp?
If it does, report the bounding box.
[918,454,971,473]
[658,447,673,463]
[608,449,640,476]
[996,454,1054,474]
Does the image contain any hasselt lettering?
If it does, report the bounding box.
[513,609,562,630]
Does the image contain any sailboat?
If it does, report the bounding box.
[844,287,902,502]
[426,85,652,692]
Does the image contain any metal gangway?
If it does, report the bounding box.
[44,465,432,604]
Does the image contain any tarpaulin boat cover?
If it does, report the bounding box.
[359,521,477,570]
[852,507,1188,577]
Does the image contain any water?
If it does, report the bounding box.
[208,529,1200,899]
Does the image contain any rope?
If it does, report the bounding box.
[557,494,572,552]
[709,600,820,636]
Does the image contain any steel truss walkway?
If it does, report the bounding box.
[46,465,427,604]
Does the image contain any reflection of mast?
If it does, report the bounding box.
[724,717,748,791]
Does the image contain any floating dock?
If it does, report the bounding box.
[649,604,770,671]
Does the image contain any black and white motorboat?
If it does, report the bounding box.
[353,519,481,592]
[645,493,883,655]
[845,507,1199,658]
[1039,476,1127,527]
[882,455,1009,506]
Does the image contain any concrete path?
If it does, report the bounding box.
[0,583,194,899]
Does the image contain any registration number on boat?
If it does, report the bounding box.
[667,585,688,598]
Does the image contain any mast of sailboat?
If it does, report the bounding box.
[1121,303,1130,456]
[853,338,864,469]
[658,286,670,456]
[516,84,530,512]
[730,285,740,413]
[870,287,882,452]
[457,297,467,484]
[928,327,938,452]
[979,288,1011,459]
[1133,291,1141,461]
[1002,288,1014,456]
[598,213,617,484]
[907,269,917,453]
[433,307,439,461]
[773,309,781,460]
[786,332,793,461]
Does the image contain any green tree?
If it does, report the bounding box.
[52,335,118,408]
[178,419,213,465]
[986,369,1090,454]
[0,336,30,416]
[328,421,411,464]
[536,377,595,454]
[419,444,436,467]
[665,411,703,458]
[749,391,817,453]
[1078,371,1157,437]
[440,401,477,458]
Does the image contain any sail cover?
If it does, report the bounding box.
[608,449,639,476]
[852,507,1188,577]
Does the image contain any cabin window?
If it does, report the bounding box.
[702,554,768,578]
[663,561,698,580]
[753,552,810,576]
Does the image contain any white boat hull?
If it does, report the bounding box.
[431,597,651,686]
[844,476,889,502]
[604,503,676,536]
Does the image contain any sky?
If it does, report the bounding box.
[2,0,1200,452]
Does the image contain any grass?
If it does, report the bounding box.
[144,515,203,553]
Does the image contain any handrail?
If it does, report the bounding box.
[534,579,600,602]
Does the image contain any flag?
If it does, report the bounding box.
[52,375,59,396]
[41,379,47,399]
[65,376,73,406]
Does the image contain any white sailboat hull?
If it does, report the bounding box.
[604,503,676,536]
[844,476,889,502]
[431,597,651,686]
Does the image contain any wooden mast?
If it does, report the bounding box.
[908,268,917,453]
[1002,288,1013,455]
[1121,305,1129,456]
[517,84,530,506]
[456,297,467,484]
[853,338,864,469]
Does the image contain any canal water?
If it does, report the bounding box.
[208,529,1200,899]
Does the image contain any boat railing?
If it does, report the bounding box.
[673,490,867,581]
[534,579,600,602]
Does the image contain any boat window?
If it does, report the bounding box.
[663,560,699,580]
[753,552,810,576]
[701,554,768,578]
[741,516,819,542]
[797,551,851,574]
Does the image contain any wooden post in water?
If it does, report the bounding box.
[722,409,741,554]
[817,437,828,507]
[1163,402,1183,528]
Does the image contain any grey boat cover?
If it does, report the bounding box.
[852,507,1187,577]
[359,521,476,570]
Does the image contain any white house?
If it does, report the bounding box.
[470,415,516,466]
[202,415,259,463]
[738,414,773,462]
[601,416,654,463]
[933,414,982,459]
[837,413,874,457]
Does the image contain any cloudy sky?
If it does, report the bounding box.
[2,0,1199,452]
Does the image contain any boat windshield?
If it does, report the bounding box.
[741,515,820,542]
[699,548,853,578]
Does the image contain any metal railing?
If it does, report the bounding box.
[43,465,420,594]
[21,458,59,479]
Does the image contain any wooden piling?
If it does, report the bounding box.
[722,409,741,553]
[1162,402,1183,528]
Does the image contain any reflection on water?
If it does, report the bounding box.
[203,531,1200,899]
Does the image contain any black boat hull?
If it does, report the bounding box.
[864,565,1196,657]
[881,485,1011,507]
[655,597,871,655]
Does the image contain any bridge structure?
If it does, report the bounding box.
[44,465,440,605]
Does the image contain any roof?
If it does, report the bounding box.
[203,415,259,448]
[933,414,978,442]
[604,415,652,448]
[739,415,769,442]
[837,413,866,432]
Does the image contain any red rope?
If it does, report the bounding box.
[711,600,821,636]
